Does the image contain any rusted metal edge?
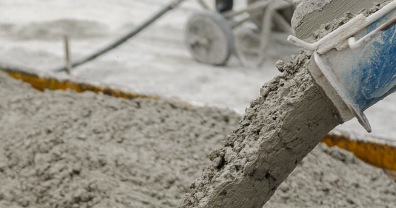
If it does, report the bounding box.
[0,65,161,101]
[322,130,396,175]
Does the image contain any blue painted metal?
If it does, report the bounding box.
[347,15,396,111]
[316,8,396,131]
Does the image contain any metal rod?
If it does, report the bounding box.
[288,0,396,54]
[282,0,302,4]
[223,0,273,18]
[53,0,186,73]
[64,35,71,74]
[230,16,250,29]
[256,1,292,66]
[196,0,210,9]
[349,16,396,49]
[272,11,294,35]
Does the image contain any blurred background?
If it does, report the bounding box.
[0,0,394,141]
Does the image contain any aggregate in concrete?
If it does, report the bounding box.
[0,72,395,208]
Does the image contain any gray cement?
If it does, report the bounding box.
[292,0,389,40]
[179,51,343,207]
[178,2,396,207]
[265,143,396,208]
[2,0,396,142]
[0,71,241,208]
[2,2,396,207]
[0,71,395,208]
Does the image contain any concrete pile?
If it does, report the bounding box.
[0,69,394,208]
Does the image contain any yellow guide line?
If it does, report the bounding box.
[4,69,159,100]
[323,132,396,172]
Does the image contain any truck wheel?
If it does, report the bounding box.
[185,11,234,66]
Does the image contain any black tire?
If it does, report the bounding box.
[185,11,234,66]
[216,0,234,13]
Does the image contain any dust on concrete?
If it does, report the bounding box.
[11,19,110,40]
[179,50,345,208]
[0,71,395,208]
[0,71,240,208]
[292,0,389,41]
[310,1,392,42]
[180,5,396,202]
[266,143,396,208]
[0,18,110,40]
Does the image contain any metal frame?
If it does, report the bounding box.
[288,0,396,132]
[194,0,295,66]
[287,1,396,54]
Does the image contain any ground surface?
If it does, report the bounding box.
[0,1,394,143]
[0,71,241,208]
[0,71,395,208]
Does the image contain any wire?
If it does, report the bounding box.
[53,0,186,73]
